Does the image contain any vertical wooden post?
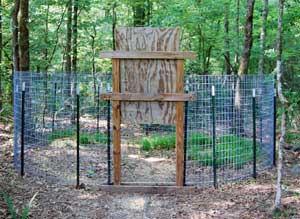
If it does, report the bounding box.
[176,60,184,186]
[112,59,121,185]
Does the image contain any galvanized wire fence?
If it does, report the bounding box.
[14,72,275,187]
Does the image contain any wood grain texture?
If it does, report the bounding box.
[112,59,121,185]
[115,27,180,124]
[176,60,185,187]
[100,51,197,59]
[100,92,196,101]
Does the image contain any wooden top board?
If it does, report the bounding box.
[100,51,197,59]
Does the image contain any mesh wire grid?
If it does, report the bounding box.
[14,72,275,187]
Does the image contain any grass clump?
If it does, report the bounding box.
[140,133,212,151]
[0,192,38,219]
[79,132,107,144]
[48,129,107,145]
[141,133,176,151]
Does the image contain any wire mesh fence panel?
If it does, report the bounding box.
[14,72,112,186]
[185,74,275,186]
[14,72,275,187]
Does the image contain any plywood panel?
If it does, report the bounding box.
[115,27,180,124]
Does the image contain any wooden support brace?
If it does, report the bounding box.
[112,59,121,185]
[100,93,196,102]
[100,51,197,60]
[176,60,185,187]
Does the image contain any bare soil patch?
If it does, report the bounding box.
[1,124,299,219]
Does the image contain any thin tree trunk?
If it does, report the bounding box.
[133,0,146,27]
[0,0,2,111]
[258,0,268,74]
[234,0,240,70]
[19,0,30,71]
[224,2,231,75]
[234,0,255,136]
[275,0,287,209]
[72,0,78,74]
[90,28,97,100]
[42,2,50,128]
[66,0,72,74]
[112,2,117,50]
[12,0,20,71]
[238,0,255,75]
[43,3,50,71]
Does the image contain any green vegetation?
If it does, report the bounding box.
[48,129,107,145]
[140,133,260,168]
[188,135,261,168]
[141,133,176,151]
[140,133,212,151]
[0,192,38,219]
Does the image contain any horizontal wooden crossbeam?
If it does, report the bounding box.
[100,93,196,102]
[100,51,197,60]
[98,185,199,194]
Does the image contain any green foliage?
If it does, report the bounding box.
[188,135,261,168]
[140,133,261,168]
[140,132,213,151]
[141,133,176,150]
[0,192,38,219]
[272,207,297,218]
[80,132,107,144]
[48,129,107,145]
[286,131,300,144]
[48,129,75,142]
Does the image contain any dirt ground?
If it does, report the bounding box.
[1,124,300,219]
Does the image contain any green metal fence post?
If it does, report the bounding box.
[21,82,26,177]
[252,89,257,179]
[212,85,217,188]
[76,85,80,188]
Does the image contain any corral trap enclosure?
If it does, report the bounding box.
[13,28,276,188]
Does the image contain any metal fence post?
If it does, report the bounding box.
[252,89,257,179]
[212,85,217,188]
[76,85,80,188]
[21,82,26,177]
[183,81,189,186]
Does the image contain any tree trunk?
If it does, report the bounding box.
[275,0,287,209]
[12,0,20,71]
[66,0,72,74]
[234,0,255,136]
[258,0,268,74]
[0,0,2,111]
[133,0,146,27]
[112,2,117,50]
[18,0,30,71]
[43,3,50,71]
[72,0,78,74]
[224,2,231,75]
[234,0,240,70]
[238,0,255,75]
